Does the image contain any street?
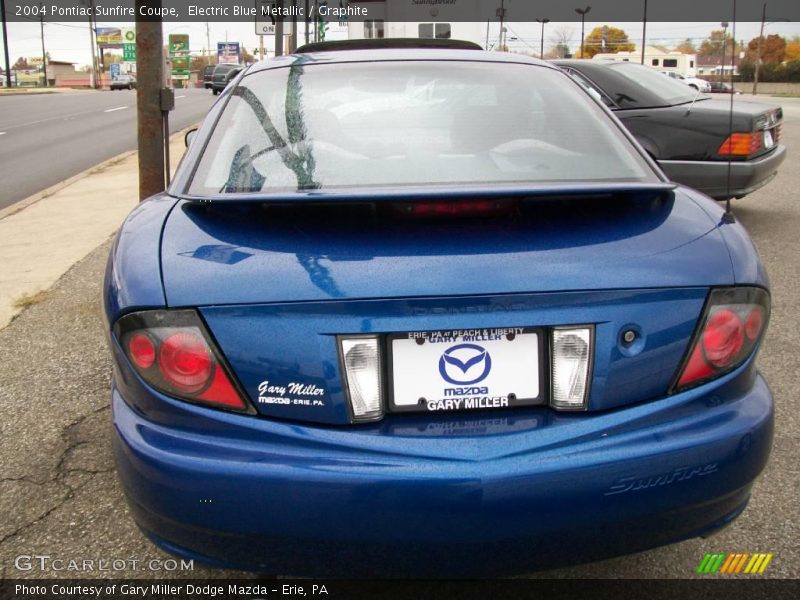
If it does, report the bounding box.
[0,88,214,210]
[0,96,798,581]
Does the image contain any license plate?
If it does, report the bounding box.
[389,328,543,413]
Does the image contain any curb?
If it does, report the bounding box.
[0,150,138,221]
[0,126,193,222]
[0,88,100,96]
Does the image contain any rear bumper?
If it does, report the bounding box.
[113,367,773,576]
[659,144,786,200]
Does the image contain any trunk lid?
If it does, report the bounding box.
[159,189,733,425]
[161,190,733,306]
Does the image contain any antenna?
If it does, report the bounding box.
[723,0,737,223]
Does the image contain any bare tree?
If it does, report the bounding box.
[547,27,574,59]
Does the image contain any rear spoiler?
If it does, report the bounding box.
[175,182,677,206]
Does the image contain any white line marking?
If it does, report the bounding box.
[176,95,185,99]
[104,106,127,113]
[0,132,6,136]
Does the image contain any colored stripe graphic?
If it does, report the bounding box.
[700,553,774,575]
[734,553,750,573]
[697,554,713,573]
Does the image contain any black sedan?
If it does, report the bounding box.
[708,80,743,95]
[554,60,785,200]
[210,63,242,95]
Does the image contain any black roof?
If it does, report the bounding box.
[295,38,483,54]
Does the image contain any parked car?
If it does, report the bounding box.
[110,74,136,90]
[555,59,785,199]
[202,64,215,89]
[0,72,18,86]
[105,46,773,577]
[661,70,711,92]
[210,63,241,95]
[708,80,743,94]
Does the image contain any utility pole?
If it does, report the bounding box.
[290,12,297,53]
[536,18,550,59]
[575,6,591,58]
[497,0,506,51]
[719,21,729,86]
[85,0,99,88]
[0,0,10,88]
[275,0,284,56]
[92,5,103,75]
[305,0,310,45]
[641,0,648,64]
[135,0,166,200]
[39,3,47,87]
[205,21,212,65]
[753,2,766,95]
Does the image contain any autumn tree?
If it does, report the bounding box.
[674,38,697,54]
[786,36,800,62]
[103,51,122,65]
[743,34,787,65]
[698,30,738,58]
[581,26,635,58]
[240,47,255,64]
[190,55,212,72]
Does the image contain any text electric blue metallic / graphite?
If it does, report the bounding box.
[103,48,773,576]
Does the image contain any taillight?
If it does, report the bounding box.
[673,287,769,392]
[158,332,212,393]
[114,310,253,413]
[389,198,517,218]
[339,336,384,422]
[550,327,593,410]
[718,132,762,157]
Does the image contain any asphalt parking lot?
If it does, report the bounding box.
[0,97,798,582]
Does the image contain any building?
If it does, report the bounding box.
[347,0,483,47]
[695,55,739,78]
[593,46,698,77]
[46,60,82,87]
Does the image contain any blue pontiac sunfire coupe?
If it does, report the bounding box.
[103,47,773,576]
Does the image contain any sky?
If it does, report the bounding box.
[2,19,798,68]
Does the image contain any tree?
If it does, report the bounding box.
[743,34,786,66]
[240,47,255,64]
[674,38,697,54]
[547,27,574,59]
[13,57,31,70]
[698,30,738,58]
[786,36,800,62]
[103,52,122,65]
[581,26,635,59]
[190,55,211,72]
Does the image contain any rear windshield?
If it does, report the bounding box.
[607,62,702,106]
[188,60,657,195]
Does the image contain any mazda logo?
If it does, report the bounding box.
[438,344,492,385]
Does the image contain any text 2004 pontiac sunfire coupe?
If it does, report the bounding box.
[104,47,773,576]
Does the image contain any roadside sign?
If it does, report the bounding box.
[217,42,241,64]
[110,63,121,81]
[122,28,135,44]
[169,34,190,57]
[96,27,123,45]
[169,34,190,81]
[255,1,294,36]
[170,56,190,80]
[123,44,136,62]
